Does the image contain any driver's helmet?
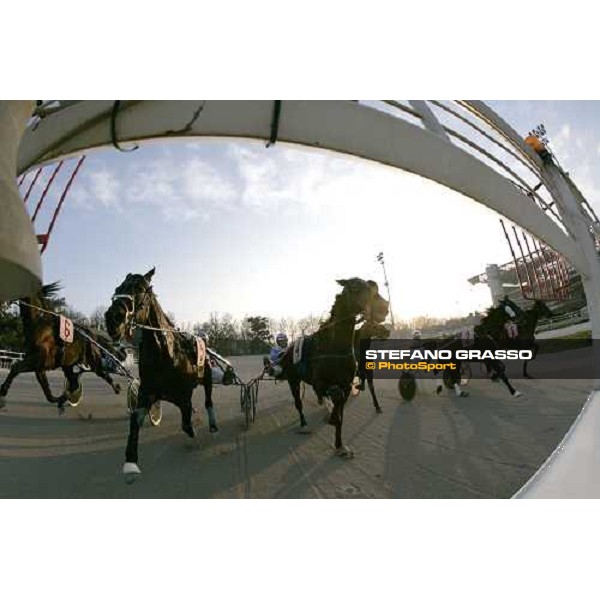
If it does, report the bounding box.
[197,330,209,344]
[275,332,288,348]
[412,330,422,340]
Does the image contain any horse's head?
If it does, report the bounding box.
[105,267,156,342]
[336,278,389,323]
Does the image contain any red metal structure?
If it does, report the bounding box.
[500,218,573,301]
[17,156,86,254]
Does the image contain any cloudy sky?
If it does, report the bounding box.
[24,101,600,327]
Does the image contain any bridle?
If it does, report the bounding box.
[110,286,153,338]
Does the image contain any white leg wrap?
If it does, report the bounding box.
[123,462,141,476]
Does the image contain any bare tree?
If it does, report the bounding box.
[297,313,322,336]
[89,305,108,330]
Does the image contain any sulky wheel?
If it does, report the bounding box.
[127,379,140,412]
[251,384,258,423]
[443,369,458,390]
[244,388,252,430]
[64,377,83,407]
[149,401,162,427]
[398,372,417,401]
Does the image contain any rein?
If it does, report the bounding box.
[15,298,65,318]
[112,289,185,337]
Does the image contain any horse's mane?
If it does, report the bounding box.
[148,293,174,329]
[311,295,340,342]
[319,291,344,330]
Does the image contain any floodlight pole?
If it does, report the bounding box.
[377,252,395,329]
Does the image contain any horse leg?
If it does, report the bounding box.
[61,365,84,408]
[449,366,468,397]
[0,357,39,406]
[288,373,307,428]
[62,366,80,394]
[38,370,71,413]
[203,367,218,433]
[490,361,521,398]
[180,390,196,438]
[453,383,469,397]
[498,372,521,398]
[523,342,538,379]
[331,385,353,458]
[356,362,366,392]
[366,370,382,413]
[94,365,121,394]
[123,392,150,483]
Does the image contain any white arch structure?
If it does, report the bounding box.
[2,99,600,497]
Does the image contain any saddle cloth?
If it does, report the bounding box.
[504,322,519,339]
[196,336,206,376]
[59,316,74,343]
[292,336,304,365]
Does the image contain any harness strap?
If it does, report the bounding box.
[74,327,136,383]
[266,100,282,148]
[111,101,139,152]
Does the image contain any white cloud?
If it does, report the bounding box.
[88,170,120,208]
[182,158,237,208]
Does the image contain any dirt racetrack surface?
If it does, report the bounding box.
[0,356,589,498]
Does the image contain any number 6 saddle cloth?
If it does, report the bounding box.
[195,336,206,379]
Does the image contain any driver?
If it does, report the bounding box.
[411,329,423,349]
[197,330,223,384]
[264,332,289,378]
[499,296,522,339]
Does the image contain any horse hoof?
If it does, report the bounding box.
[375,406,383,414]
[114,384,122,395]
[123,462,142,484]
[335,446,354,459]
[512,391,523,398]
[182,425,196,439]
[436,385,443,395]
[458,391,469,398]
[209,424,219,434]
[297,424,312,434]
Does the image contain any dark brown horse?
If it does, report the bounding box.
[278,278,389,458]
[0,283,123,410]
[354,320,390,413]
[477,299,552,377]
[104,268,218,482]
